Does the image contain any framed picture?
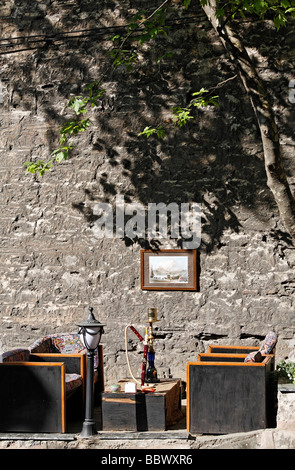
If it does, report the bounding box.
[141,249,197,291]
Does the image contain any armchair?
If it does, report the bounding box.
[187,332,278,435]
[29,332,104,396]
[0,332,104,433]
[0,348,83,433]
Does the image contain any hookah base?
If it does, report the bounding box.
[145,377,160,383]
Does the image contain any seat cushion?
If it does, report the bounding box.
[65,373,83,394]
[244,351,263,363]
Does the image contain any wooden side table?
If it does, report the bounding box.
[100,379,182,431]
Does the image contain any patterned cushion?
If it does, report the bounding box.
[28,332,99,369]
[65,373,83,393]
[244,331,277,362]
[244,351,262,363]
[1,349,30,362]
[51,333,99,369]
[260,331,277,355]
[51,333,85,354]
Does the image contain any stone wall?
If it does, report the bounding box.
[277,385,295,426]
[0,0,295,385]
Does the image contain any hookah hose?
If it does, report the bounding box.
[125,325,149,386]
[129,325,144,342]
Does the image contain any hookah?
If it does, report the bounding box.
[125,307,160,388]
[145,307,160,384]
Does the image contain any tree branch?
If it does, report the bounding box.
[202,0,295,239]
[119,0,171,51]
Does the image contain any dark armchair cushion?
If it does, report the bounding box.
[1,349,30,362]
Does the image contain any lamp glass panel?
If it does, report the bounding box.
[81,326,102,350]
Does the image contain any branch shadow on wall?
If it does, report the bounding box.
[71,67,275,253]
[3,0,295,253]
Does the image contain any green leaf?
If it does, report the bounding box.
[129,22,140,30]
[51,145,75,162]
[216,7,225,16]
[24,160,53,176]
[110,34,122,41]
[191,89,219,108]
[138,126,166,139]
[277,360,295,384]
[109,49,138,70]
[192,88,209,96]
[280,0,291,9]
[156,126,166,139]
[67,83,105,116]
[172,106,194,127]
[59,118,91,143]
[68,96,88,114]
[85,81,106,103]
[274,11,288,29]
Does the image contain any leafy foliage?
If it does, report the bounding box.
[23,0,295,176]
[139,88,219,137]
[51,145,75,163]
[173,89,219,127]
[108,48,138,72]
[138,126,166,139]
[59,118,91,143]
[24,160,53,177]
[184,0,192,8]
[277,360,295,384]
[109,5,171,71]
[209,0,295,29]
[24,81,105,176]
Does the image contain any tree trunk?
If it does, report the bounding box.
[202,0,295,239]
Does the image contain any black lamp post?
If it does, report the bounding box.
[77,306,105,438]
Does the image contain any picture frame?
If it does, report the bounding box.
[140,249,197,291]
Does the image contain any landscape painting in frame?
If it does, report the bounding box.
[141,250,197,291]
